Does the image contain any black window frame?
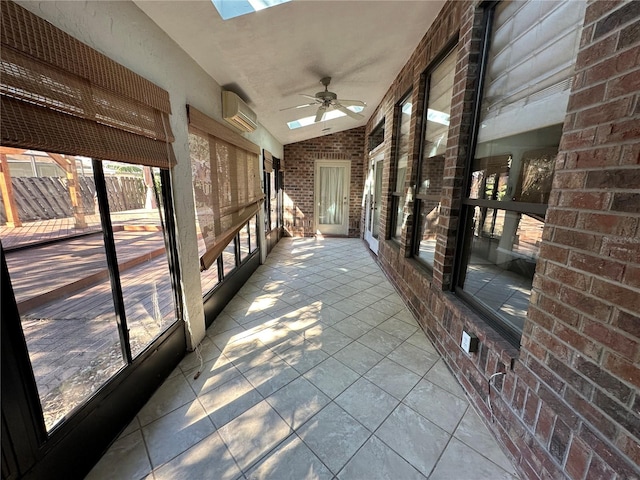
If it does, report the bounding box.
[411,40,459,271]
[453,1,559,349]
[389,90,413,242]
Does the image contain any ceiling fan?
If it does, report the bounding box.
[282,77,366,123]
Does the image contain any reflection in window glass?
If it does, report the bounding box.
[223,238,237,277]
[239,223,250,262]
[463,207,544,333]
[104,162,177,358]
[2,156,123,432]
[415,47,457,266]
[460,124,562,337]
[392,96,412,239]
[249,215,258,253]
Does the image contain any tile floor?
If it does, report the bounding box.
[86,237,520,480]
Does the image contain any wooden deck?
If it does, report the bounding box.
[1,211,179,431]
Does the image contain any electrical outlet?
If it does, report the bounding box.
[461,331,479,354]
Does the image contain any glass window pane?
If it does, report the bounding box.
[471,125,562,202]
[103,162,178,358]
[416,47,457,265]
[415,199,439,264]
[249,215,258,253]
[461,206,543,333]
[222,238,237,277]
[239,222,250,262]
[393,196,404,239]
[270,172,277,231]
[394,98,412,194]
[2,156,124,432]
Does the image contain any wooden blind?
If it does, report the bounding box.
[263,149,274,173]
[0,1,176,168]
[188,105,262,271]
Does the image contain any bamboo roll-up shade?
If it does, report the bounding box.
[263,149,274,173]
[0,1,176,168]
[188,108,262,271]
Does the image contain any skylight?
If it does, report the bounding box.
[212,0,291,20]
[287,106,365,130]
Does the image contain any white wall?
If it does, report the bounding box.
[17,0,284,349]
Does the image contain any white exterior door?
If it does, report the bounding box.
[364,153,383,253]
[315,160,350,236]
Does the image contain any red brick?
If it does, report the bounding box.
[594,1,640,39]
[532,326,570,363]
[591,278,640,312]
[584,0,624,26]
[539,294,580,327]
[577,212,638,237]
[611,309,640,338]
[620,142,640,165]
[616,433,640,468]
[559,286,613,320]
[611,192,640,214]
[601,237,640,263]
[554,322,602,361]
[623,263,640,288]
[539,242,570,264]
[545,263,589,291]
[522,388,540,428]
[581,424,640,479]
[535,404,555,447]
[553,228,598,251]
[595,118,640,145]
[568,251,625,282]
[582,318,638,361]
[564,388,619,441]
[559,191,610,210]
[574,356,634,404]
[574,98,632,129]
[575,33,618,69]
[603,352,640,388]
[607,71,640,99]
[583,45,640,84]
[565,436,591,480]
[585,454,616,480]
[558,128,596,151]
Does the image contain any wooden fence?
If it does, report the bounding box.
[0,176,146,225]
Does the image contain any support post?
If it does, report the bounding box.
[0,153,22,227]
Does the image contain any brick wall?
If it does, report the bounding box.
[283,127,365,237]
[364,1,640,479]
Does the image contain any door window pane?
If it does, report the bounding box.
[103,162,178,358]
[318,166,344,225]
[239,222,250,262]
[2,156,124,432]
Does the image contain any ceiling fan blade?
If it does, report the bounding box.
[315,106,327,123]
[335,103,364,120]
[279,102,317,112]
[300,94,318,101]
[336,99,366,107]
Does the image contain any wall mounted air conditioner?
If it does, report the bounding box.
[222,90,258,132]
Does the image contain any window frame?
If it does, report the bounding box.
[453,1,564,348]
[389,90,413,242]
[411,41,459,270]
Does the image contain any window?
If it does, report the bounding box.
[456,0,584,345]
[187,106,262,273]
[413,46,458,267]
[390,93,412,240]
[0,0,180,434]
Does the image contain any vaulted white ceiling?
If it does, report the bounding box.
[134,0,445,145]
